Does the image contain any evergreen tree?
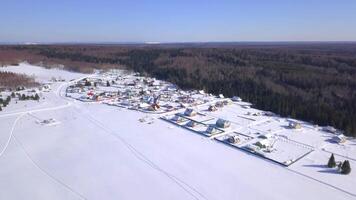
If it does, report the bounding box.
[0,105,2,111]
[11,92,15,98]
[327,154,336,168]
[341,160,351,175]
[6,96,11,103]
[106,81,110,87]
[34,93,40,101]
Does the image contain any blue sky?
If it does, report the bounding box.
[1,0,356,43]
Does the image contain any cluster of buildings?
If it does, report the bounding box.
[65,70,349,167]
[66,70,217,113]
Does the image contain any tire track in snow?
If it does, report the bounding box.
[0,80,89,199]
[78,107,209,200]
[0,113,26,158]
[13,135,88,200]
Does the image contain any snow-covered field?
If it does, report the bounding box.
[0,63,355,200]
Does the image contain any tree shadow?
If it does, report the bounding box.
[303,164,327,168]
[325,138,338,144]
[318,168,340,174]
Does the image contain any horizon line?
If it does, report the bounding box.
[1,41,356,45]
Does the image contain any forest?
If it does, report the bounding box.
[0,43,356,136]
[0,71,38,89]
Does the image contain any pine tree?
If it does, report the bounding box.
[34,93,40,101]
[327,153,336,168]
[0,105,2,111]
[341,160,351,175]
[106,81,110,87]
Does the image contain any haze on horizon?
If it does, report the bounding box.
[1,0,356,43]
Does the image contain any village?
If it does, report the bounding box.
[65,69,353,170]
[1,63,355,199]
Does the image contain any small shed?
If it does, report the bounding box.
[255,139,271,149]
[148,103,160,111]
[215,101,224,108]
[216,118,231,128]
[324,126,337,134]
[208,105,217,112]
[227,135,240,144]
[206,125,219,135]
[289,121,302,129]
[184,108,197,117]
[223,99,232,105]
[172,115,184,123]
[186,120,198,128]
[231,96,242,102]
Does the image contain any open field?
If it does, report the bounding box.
[0,63,355,199]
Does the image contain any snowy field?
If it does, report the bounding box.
[0,63,356,199]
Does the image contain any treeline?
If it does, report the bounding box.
[0,71,39,89]
[0,93,39,111]
[1,44,356,136]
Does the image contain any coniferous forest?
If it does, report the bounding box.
[1,43,356,136]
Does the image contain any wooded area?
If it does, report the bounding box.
[0,71,38,89]
[1,43,355,136]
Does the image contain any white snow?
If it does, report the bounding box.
[0,63,355,200]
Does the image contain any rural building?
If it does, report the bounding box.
[331,135,347,144]
[216,118,231,128]
[186,120,198,128]
[184,108,197,117]
[231,96,242,102]
[172,115,184,123]
[255,139,271,149]
[324,126,338,134]
[208,105,217,112]
[289,121,302,129]
[206,125,220,135]
[227,135,240,144]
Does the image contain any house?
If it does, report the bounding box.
[258,133,273,139]
[227,135,240,144]
[148,103,160,111]
[255,139,271,149]
[41,84,51,92]
[223,99,232,105]
[206,125,219,135]
[215,101,224,108]
[264,111,275,116]
[208,105,217,112]
[186,120,198,128]
[172,115,184,123]
[331,134,347,144]
[231,96,242,102]
[184,108,197,117]
[216,118,231,128]
[324,126,338,134]
[289,121,302,129]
